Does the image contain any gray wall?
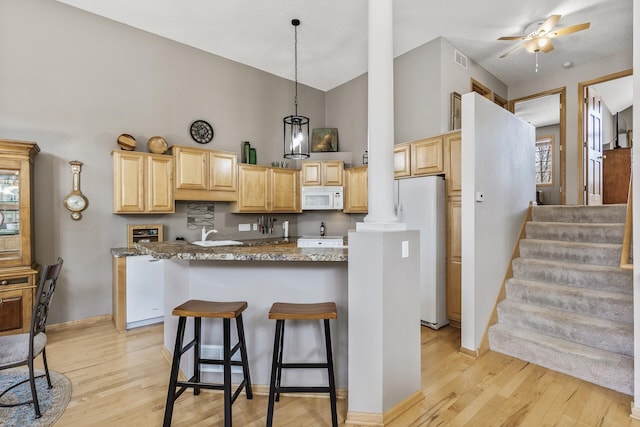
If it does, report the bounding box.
[0,0,326,324]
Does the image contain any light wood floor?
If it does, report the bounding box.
[43,319,639,426]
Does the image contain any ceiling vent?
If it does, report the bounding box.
[454,49,468,69]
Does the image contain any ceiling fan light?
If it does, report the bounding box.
[524,36,550,53]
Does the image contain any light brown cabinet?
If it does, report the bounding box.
[172,145,237,201]
[301,161,344,186]
[344,166,368,213]
[394,136,444,178]
[444,131,462,326]
[231,165,300,213]
[112,151,174,214]
[270,168,301,213]
[0,139,39,336]
[394,143,411,178]
[411,136,444,176]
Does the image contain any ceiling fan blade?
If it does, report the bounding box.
[550,22,591,38]
[537,15,561,35]
[498,36,529,41]
[499,43,524,58]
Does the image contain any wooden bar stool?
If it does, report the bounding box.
[266,302,338,427]
[163,300,252,427]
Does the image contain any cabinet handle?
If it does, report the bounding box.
[0,280,8,286]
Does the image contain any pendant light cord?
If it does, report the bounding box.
[294,21,299,116]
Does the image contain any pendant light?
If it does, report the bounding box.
[283,19,310,159]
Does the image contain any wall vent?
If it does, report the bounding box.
[454,49,468,69]
[200,345,243,373]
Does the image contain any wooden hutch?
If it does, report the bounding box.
[0,139,40,336]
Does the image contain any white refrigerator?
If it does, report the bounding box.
[395,175,448,329]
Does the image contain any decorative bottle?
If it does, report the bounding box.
[320,222,325,237]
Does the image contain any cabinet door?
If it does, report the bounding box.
[235,165,269,212]
[209,151,237,192]
[270,168,300,213]
[0,288,23,333]
[411,136,444,176]
[113,151,145,213]
[0,272,36,336]
[174,146,208,190]
[344,166,368,213]
[323,161,344,186]
[301,162,322,186]
[394,143,411,178]
[146,155,174,213]
[445,132,462,197]
[446,199,462,324]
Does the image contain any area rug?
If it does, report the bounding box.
[0,368,71,427]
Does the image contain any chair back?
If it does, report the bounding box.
[31,257,63,336]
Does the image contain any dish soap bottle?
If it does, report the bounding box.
[320,222,326,237]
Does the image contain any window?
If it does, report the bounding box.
[535,135,554,186]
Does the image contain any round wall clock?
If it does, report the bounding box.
[190,120,214,144]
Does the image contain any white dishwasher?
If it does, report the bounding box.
[126,255,164,329]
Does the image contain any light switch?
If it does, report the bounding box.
[402,241,409,258]
[238,224,251,232]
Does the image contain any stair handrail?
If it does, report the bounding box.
[620,177,632,270]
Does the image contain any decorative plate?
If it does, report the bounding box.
[190,120,214,144]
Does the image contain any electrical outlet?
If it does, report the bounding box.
[238,224,251,232]
[252,223,258,231]
[402,241,409,258]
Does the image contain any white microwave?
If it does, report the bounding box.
[301,186,344,210]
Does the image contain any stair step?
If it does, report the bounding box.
[519,239,622,267]
[496,300,633,356]
[525,221,624,244]
[488,324,633,395]
[511,258,632,295]
[505,278,633,323]
[532,205,627,224]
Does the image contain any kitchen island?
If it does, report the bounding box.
[136,238,349,392]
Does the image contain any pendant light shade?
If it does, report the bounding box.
[283,19,310,160]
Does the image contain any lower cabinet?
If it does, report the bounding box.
[0,269,37,336]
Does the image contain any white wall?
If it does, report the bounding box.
[0,0,327,324]
[508,50,632,204]
[460,93,535,351]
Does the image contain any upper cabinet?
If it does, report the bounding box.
[301,161,344,186]
[172,145,237,201]
[394,136,444,178]
[231,165,300,213]
[112,151,174,214]
[393,143,411,178]
[344,166,368,213]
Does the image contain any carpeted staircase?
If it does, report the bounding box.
[488,204,633,395]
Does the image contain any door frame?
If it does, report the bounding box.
[577,69,633,205]
[509,87,567,204]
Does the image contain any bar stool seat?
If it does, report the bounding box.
[266,302,338,427]
[163,299,252,427]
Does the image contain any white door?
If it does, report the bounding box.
[585,86,603,205]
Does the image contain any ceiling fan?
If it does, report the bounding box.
[498,15,591,59]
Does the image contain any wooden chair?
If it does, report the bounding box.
[0,257,64,418]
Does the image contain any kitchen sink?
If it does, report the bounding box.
[192,240,244,247]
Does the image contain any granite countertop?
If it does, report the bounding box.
[119,237,348,262]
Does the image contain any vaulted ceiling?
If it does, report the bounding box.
[55,0,632,92]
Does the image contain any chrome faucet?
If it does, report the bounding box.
[201,227,218,241]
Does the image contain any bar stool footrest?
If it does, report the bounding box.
[280,362,329,369]
[276,386,332,394]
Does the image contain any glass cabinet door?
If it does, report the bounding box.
[0,169,21,262]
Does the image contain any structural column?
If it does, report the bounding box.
[347,0,422,425]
